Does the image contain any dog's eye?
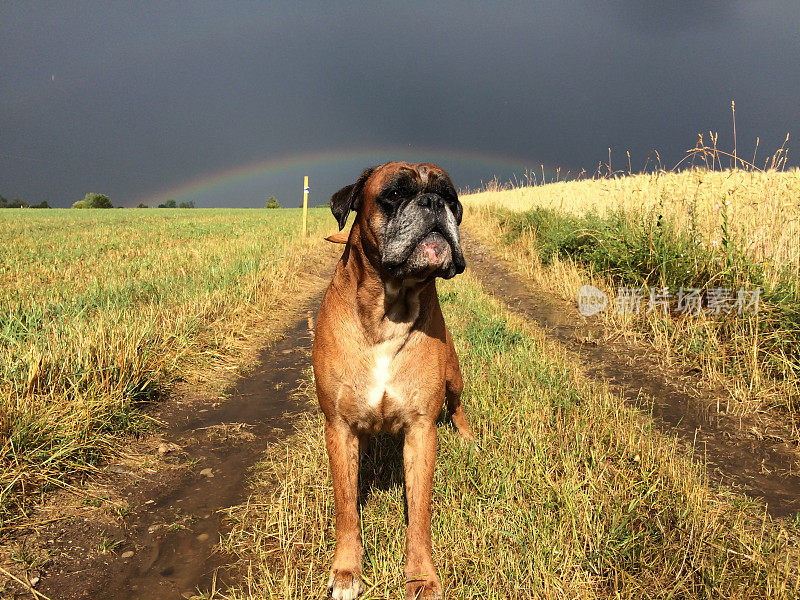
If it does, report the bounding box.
[387,189,403,201]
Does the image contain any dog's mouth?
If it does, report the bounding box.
[383,223,465,280]
[410,229,452,266]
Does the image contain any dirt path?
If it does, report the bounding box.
[1,252,337,600]
[463,234,800,517]
[38,306,323,600]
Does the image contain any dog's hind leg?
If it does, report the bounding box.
[325,419,364,599]
[445,337,474,443]
[445,374,474,443]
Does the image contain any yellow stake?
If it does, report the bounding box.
[302,175,309,237]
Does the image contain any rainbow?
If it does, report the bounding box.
[134,147,556,208]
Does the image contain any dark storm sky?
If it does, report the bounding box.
[2,1,798,208]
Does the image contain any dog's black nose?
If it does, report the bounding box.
[418,194,444,210]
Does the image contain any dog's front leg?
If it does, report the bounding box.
[325,419,363,600]
[403,422,442,599]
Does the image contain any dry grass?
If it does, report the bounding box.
[461,165,800,418]
[0,207,332,525]
[214,274,799,599]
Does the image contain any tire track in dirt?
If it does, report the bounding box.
[93,310,319,600]
[463,234,800,517]
[4,255,338,600]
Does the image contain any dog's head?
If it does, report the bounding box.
[330,162,465,281]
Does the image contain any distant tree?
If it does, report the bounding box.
[75,193,112,209]
[8,198,29,208]
[178,200,195,208]
[158,199,177,208]
[137,203,149,208]
[31,200,50,209]
[0,195,6,208]
[90,193,112,208]
[265,195,280,209]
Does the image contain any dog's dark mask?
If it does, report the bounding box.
[329,163,466,281]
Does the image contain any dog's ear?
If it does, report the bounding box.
[329,184,356,231]
[330,167,375,230]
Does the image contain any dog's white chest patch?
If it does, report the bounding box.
[367,347,394,407]
[361,283,419,411]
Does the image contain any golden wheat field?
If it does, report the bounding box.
[463,169,800,284]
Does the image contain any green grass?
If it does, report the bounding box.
[488,203,800,413]
[0,207,331,525]
[496,205,798,297]
[496,207,718,288]
[218,273,797,599]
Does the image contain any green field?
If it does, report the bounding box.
[0,207,330,524]
[2,190,799,598]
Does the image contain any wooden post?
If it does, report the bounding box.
[302,176,309,237]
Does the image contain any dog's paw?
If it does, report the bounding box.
[405,575,442,599]
[328,569,363,600]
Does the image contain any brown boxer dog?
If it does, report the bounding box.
[312,162,474,599]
